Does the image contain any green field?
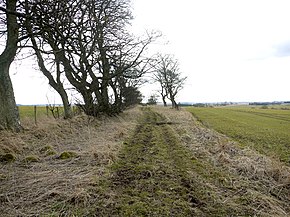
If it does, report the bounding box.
[187,105,290,163]
[18,105,64,119]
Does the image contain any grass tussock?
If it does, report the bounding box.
[0,107,141,216]
[0,153,16,163]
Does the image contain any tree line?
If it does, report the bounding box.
[0,0,186,132]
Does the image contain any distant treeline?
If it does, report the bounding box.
[179,101,290,107]
[249,101,290,106]
[179,102,236,107]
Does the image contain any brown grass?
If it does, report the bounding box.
[0,107,141,216]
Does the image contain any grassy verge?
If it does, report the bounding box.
[0,107,141,216]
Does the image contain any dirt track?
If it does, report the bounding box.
[98,107,201,216]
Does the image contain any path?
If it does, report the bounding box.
[96,107,204,216]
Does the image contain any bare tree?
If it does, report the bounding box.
[153,54,187,109]
[0,0,74,121]
[27,0,158,116]
[0,0,22,131]
[23,0,74,119]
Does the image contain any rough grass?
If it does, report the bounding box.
[156,106,290,216]
[187,106,290,163]
[0,107,141,216]
[1,105,289,216]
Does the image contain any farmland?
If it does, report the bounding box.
[187,105,290,163]
[18,105,64,119]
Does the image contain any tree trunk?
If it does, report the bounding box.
[168,91,178,109]
[161,94,167,107]
[0,64,22,132]
[100,82,110,113]
[171,98,177,109]
[58,87,72,119]
[0,0,22,132]
[98,30,111,114]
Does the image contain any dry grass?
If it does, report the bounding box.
[1,105,290,216]
[153,106,290,216]
[0,107,141,216]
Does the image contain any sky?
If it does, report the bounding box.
[10,0,290,104]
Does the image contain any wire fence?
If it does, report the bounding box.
[18,105,81,124]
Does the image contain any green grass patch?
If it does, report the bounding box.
[58,151,78,160]
[18,106,47,118]
[187,106,290,162]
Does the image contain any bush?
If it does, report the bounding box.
[147,94,158,105]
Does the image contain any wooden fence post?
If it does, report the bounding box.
[34,105,37,125]
[56,107,59,118]
[46,105,49,117]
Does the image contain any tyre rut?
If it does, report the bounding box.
[98,107,202,216]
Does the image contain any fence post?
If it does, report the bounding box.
[56,107,59,118]
[46,105,49,117]
[34,105,37,125]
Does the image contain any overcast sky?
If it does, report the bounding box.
[132,0,290,103]
[11,0,290,104]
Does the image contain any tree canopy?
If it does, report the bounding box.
[0,0,188,132]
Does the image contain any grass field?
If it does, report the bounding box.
[18,105,64,119]
[187,105,290,163]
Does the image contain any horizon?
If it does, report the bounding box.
[16,100,290,106]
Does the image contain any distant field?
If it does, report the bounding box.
[187,105,290,163]
[18,105,64,119]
